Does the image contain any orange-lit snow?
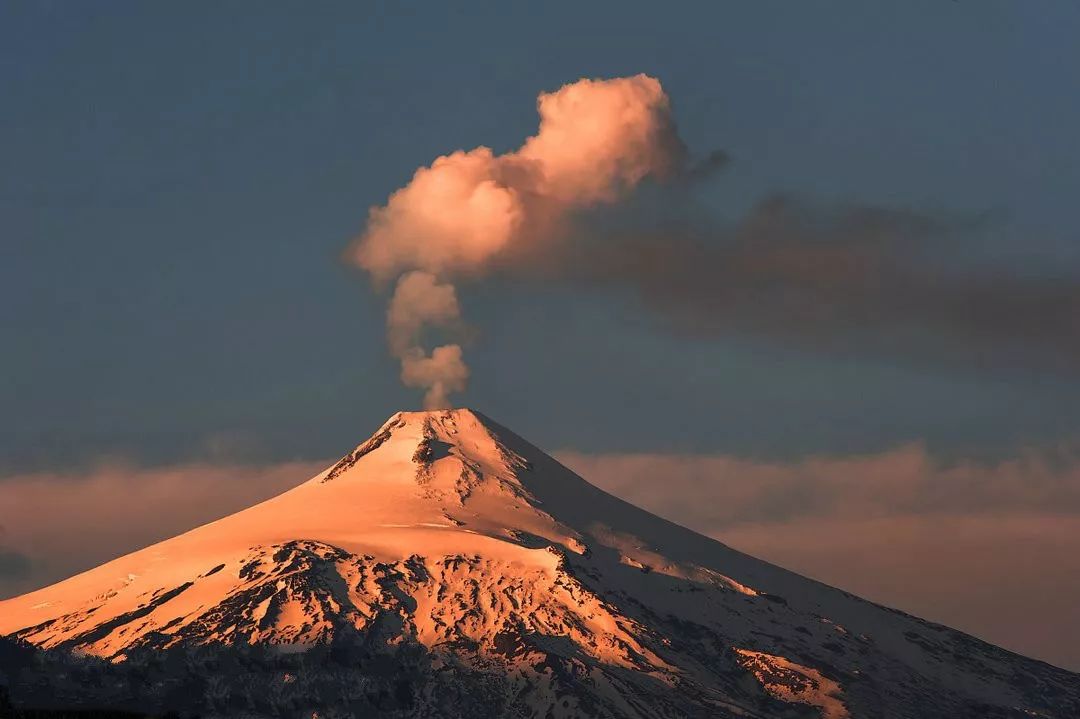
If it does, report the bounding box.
[2,409,1076,718]
[734,648,849,719]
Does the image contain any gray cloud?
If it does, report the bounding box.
[506,189,1080,372]
[0,548,31,579]
[0,524,30,579]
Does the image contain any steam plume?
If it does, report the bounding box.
[349,74,684,407]
[386,271,467,409]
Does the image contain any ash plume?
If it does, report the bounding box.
[540,195,1080,371]
[386,271,468,409]
[349,75,1073,405]
[348,74,686,407]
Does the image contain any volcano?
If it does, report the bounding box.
[2,409,1078,717]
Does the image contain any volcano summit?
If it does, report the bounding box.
[2,409,1077,717]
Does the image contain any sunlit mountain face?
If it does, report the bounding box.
[2,409,1078,718]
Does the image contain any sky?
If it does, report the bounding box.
[3,1,1080,669]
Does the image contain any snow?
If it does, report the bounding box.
[2,408,1077,717]
[734,648,849,719]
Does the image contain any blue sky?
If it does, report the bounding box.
[4,1,1080,469]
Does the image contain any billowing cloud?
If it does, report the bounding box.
[349,75,1079,405]
[347,74,685,407]
[386,271,469,408]
[399,342,469,411]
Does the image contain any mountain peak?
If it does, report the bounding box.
[322,406,531,490]
[369,407,505,452]
[351,408,504,457]
[379,406,485,427]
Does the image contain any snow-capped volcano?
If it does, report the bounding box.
[2,409,1078,718]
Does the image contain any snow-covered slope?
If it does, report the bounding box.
[2,409,1078,718]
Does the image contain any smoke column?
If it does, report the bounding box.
[348,75,685,408]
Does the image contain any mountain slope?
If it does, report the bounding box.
[2,409,1078,718]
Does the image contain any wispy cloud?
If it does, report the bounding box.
[556,441,1080,528]
[0,459,324,599]
[514,192,1080,372]
[556,443,1080,671]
